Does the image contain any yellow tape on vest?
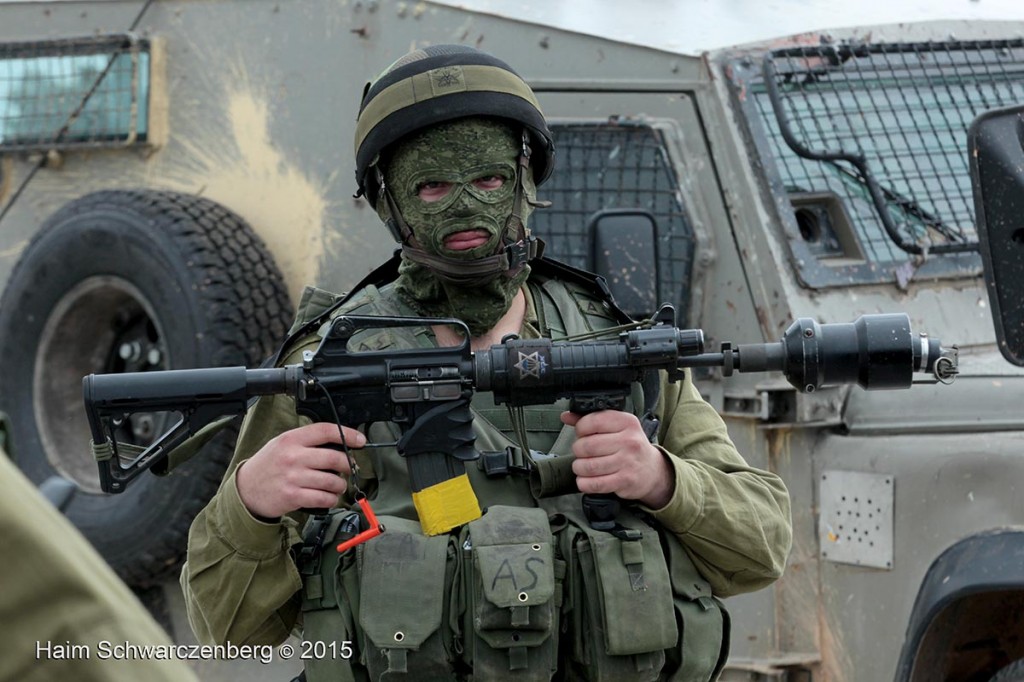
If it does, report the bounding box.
[412,474,482,535]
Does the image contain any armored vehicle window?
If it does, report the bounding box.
[0,34,149,151]
[530,123,696,322]
[732,40,1024,288]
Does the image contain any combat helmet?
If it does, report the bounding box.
[354,44,554,210]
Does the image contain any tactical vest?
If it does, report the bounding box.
[294,263,730,682]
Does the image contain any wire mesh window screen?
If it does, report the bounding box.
[752,40,1024,270]
[0,35,149,151]
[531,123,696,322]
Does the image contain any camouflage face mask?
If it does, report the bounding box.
[379,118,537,336]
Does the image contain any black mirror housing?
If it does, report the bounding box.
[589,209,660,320]
[969,105,1024,366]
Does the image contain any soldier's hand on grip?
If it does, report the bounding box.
[561,411,675,508]
[236,422,364,519]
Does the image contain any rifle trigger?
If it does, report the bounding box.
[640,412,660,442]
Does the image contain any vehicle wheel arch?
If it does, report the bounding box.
[896,529,1024,682]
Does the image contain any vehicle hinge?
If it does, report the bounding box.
[722,390,773,420]
[723,384,846,426]
[724,653,819,682]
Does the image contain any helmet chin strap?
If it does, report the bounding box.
[378,131,548,286]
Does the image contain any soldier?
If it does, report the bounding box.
[0,440,198,681]
[182,45,792,681]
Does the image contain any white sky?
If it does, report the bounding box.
[437,0,1024,55]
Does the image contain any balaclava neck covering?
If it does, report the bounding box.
[379,118,538,336]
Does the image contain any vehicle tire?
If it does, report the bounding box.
[990,659,1024,682]
[0,189,293,586]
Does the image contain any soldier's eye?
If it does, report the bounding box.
[472,175,505,191]
[417,181,453,202]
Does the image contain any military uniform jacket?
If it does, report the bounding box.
[181,266,792,680]
[0,451,198,682]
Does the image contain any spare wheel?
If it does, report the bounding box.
[0,189,293,586]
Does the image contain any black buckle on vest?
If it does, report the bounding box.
[611,527,643,542]
[296,511,361,576]
[480,447,531,478]
[297,516,331,576]
[582,494,643,541]
[481,450,510,478]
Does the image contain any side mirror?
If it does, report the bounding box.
[969,105,1024,366]
[589,209,660,320]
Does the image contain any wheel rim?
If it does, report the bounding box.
[33,276,170,494]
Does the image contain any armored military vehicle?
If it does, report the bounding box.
[1,1,1023,680]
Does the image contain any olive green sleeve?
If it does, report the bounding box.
[180,391,307,646]
[0,454,198,682]
[642,371,793,597]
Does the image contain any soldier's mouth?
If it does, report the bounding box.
[443,229,491,251]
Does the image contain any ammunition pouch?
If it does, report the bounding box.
[662,532,731,682]
[547,499,730,682]
[299,512,458,681]
[357,516,457,680]
[555,506,675,681]
[460,506,562,680]
[298,503,729,682]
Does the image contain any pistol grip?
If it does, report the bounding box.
[301,443,349,516]
[581,493,620,531]
[568,401,628,532]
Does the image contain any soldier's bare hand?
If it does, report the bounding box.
[561,411,675,508]
[236,422,365,519]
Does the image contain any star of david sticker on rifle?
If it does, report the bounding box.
[514,350,548,380]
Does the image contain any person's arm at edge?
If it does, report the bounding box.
[0,454,200,682]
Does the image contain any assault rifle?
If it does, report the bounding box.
[84,306,958,537]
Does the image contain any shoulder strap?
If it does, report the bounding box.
[267,251,404,367]
[528,256,635,326]
[525,257,637,340]
[287,286,345,336]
